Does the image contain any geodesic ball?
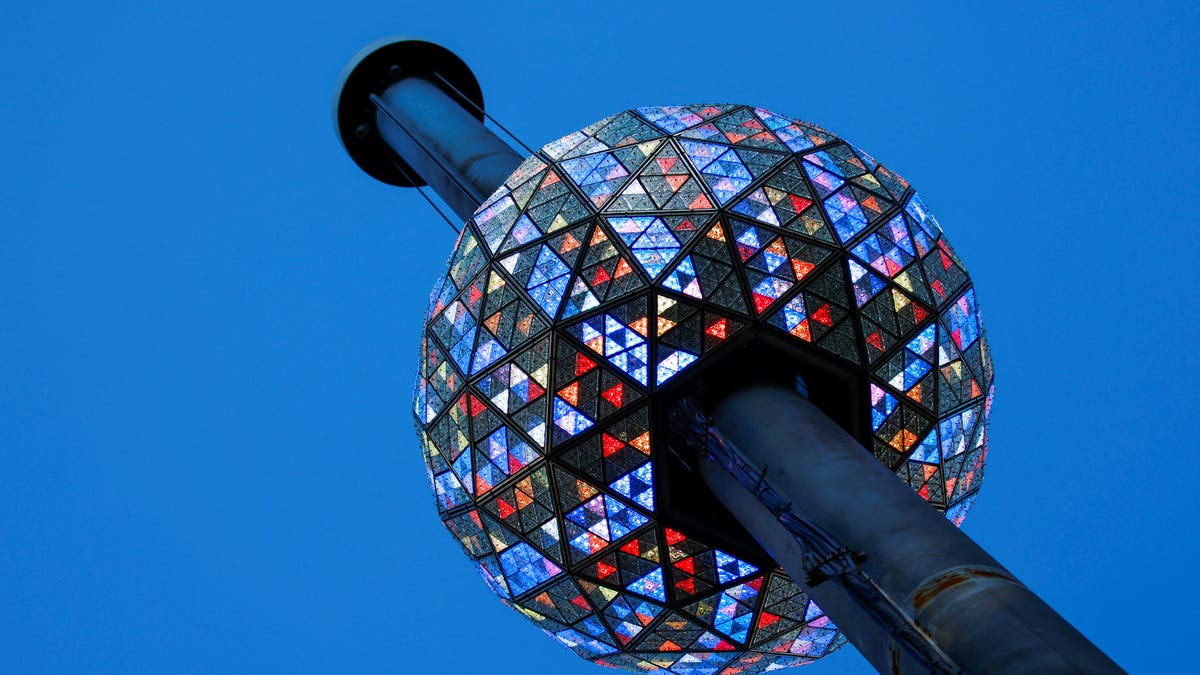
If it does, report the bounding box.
[414,105,993,673]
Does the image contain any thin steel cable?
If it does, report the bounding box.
[394,162,460,234]
[369,93,480,208]
[431,71,538,157]
[369,93,464,234]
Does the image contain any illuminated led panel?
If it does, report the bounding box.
[415,105,994,673]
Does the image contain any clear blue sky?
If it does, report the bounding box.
[2,1,1197,673]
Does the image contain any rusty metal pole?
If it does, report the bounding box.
[699,384,1122,674]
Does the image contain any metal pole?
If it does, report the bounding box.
[700,384,1122,674]
[334,38,525,222]
[370,78,524,221]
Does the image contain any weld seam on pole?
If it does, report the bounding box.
[908,564,1021,613]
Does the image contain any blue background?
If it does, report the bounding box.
[3,1,1197,672]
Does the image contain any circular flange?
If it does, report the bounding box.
[333,37,485,187]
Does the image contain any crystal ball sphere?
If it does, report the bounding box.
[413,104,993,673]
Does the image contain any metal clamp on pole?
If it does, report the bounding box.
[670,399,960,674]
[673,386,1124,674]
